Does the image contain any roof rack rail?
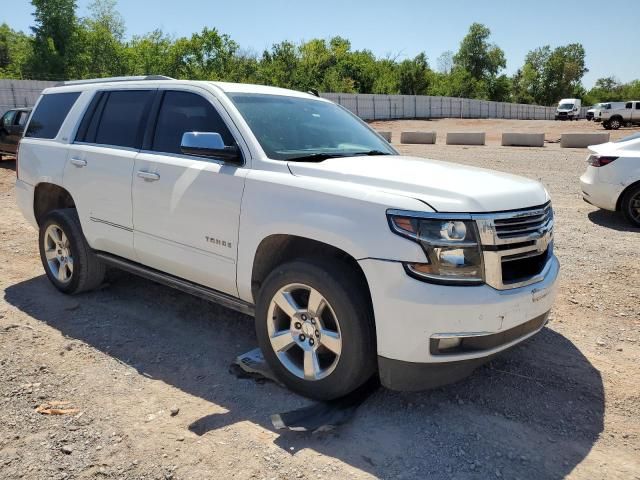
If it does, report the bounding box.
[54,75,175,87]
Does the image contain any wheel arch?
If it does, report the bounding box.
[33,182,76,226]
[616,179,640,211]
[250,234,373,311]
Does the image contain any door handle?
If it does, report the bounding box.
[70,158,87,167]
[137,170,160,182]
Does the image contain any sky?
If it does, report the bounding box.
[5,0,640,88]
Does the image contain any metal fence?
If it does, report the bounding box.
[0,79,57,116]
[320,92,588,120]
[0,79,587,121]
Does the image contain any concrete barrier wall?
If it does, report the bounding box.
[377,131,392,142]
[560,133,610,148]
[400,131,436,144]
[446,132,486,145]
[321,92,572,121]
[501,133,545,147]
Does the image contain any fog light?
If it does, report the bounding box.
[438,337,462,350]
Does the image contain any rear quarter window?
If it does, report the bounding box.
[25,92,81,139]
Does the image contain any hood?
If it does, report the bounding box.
[288,155,548,213]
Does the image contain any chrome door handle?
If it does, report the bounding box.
[137,170,160,181]
[70,158,87,167]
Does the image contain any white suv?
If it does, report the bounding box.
[15,76,559,400]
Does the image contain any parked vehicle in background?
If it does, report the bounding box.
[594,102,626,123]
[0,107,31,159]
[601,101,640,130]
[15,76,559,400]
[580,133,640,227]
[555,98,581,121]
[586,103,606,121]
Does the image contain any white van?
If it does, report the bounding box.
[555,98,582,121]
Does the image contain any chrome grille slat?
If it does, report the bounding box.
[494,205,553,240]
[475,202,554,290]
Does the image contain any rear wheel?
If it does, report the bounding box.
[609,117,622,130]
[621,184,640,227]
[255,259,376,400]
[39,209,105,294]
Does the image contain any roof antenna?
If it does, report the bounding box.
[307,88,319,97]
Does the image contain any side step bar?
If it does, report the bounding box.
[95,252,255,317]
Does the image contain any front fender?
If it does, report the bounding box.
[236,170,429,302]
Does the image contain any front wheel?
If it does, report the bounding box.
[621,184,640,227]
[603,121,612,130]
[39,209,105,294]
[255,259,376,400]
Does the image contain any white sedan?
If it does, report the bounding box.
[580,133,640,227]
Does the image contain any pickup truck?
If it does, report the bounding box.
[15,76,559,400]
[602,101,640,130]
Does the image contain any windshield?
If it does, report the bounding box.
[227,93,396,161]
[558,103,574,110]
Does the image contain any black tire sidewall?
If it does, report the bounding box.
[39,210,84,294]
[621,185,640,227]
[255,259,375,400]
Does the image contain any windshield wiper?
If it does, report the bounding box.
[285,153,349,162]
[350,150,392,156]
[285,150,392,162]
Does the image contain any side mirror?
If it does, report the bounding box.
[180,132,242,163]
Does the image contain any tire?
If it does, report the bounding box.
[603,121,612,130]
[255,258,376,400]
[609,117,622,130]
[39,209,105,294]
[621,184,640,227]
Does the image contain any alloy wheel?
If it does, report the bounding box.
[267,283,342,381]
[43,224,74,284]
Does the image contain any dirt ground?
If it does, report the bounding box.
[1,123,639,479]
[369,118,640,145]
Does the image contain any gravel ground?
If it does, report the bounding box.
[1,126,639,479]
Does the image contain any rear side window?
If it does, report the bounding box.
[25,92,80,139]
[151,91,235,155]
[93,90,154,149]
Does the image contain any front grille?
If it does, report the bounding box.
[494,203,553,239]
[475,202,554,290]
[501,250,549,284]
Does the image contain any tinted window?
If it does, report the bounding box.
[94,90,153,149]
[152,91,234,155]
[636,103,640,110]
[25,92,80,139]
[2,110,16,127]
[626,103,632,109]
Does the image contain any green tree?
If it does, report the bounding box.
[397,53,431,95]
[453,23,505,80]
[178,27,240,80]
[0,23,33,78]
[27,0,81,79]
[75,0,128,78]
[513,43,587,105]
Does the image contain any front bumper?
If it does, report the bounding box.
[359,255,559,390]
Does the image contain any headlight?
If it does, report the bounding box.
[387,213,484,285]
